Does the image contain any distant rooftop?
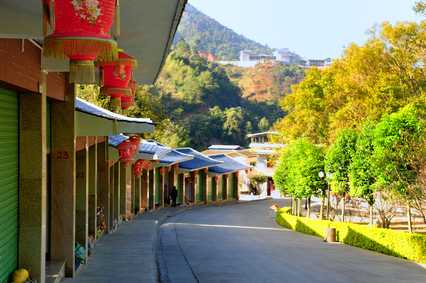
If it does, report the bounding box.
[246,131,280,138]
[208,145,244,151]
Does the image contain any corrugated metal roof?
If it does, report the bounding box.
[159,150,193,166]
[139,140,171,160]
[109,134,129,147]
[76,98,153,124]
[208,154,250,174]
[176,148,222,171]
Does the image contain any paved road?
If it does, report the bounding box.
[159,199,426,283]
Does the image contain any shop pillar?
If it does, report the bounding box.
[75,138,89,260]
[51,81,76,277]
[88,139,97,239]
[97,141,110,234]
[19,87,47,283]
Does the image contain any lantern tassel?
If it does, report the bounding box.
[44,37,118,61]
[114,0,121,37]
[69,61,96,84]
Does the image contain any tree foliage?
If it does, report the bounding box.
[274,21,426,145]
[274,139,325,199]
[325,129,358,196]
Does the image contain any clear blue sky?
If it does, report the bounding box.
[188,0,422,59]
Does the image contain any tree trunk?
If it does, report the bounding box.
[319,196,324,220]
[290,196,293,214]
[369,204,374,226]
[326,189,331,220]
[307,197,311,218]
[297,199,301,217]
[407,203,413,233]
[421,210,426,225]
[341,193,345,222]
[304,198,308,210]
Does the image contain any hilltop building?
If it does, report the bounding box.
[218,49,332,69]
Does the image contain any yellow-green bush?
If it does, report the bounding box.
[276,208,426,263]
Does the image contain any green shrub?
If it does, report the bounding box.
[276,208,426,263]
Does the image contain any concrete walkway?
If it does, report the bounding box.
[159,200,426,283]
[65,207,188,283]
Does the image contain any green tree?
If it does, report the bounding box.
[148,119,189,148]
[349,122,376,224]
[274,138,325,217]
[258,117,270,132]
[372,104,426,231]
[325,129,358,221]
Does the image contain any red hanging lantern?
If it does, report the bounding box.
[128,135,140,154]
[129,79,137,95]
[99,50,137,108]
[43,0,118,84]
[121,93,134,110]
[120,78,137,109]
[117,140,135,166]
[133,160,143,176]
[133,159,152,176]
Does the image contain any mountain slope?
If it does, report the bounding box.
[175,4,273,60]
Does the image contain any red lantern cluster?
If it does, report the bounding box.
[43,0,118,84]
[117,135,140,166]
[99,50,137,109]
[133,160,152,176]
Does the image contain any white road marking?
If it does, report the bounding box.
[164,222,287,231]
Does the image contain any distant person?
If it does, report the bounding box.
[170,186,178,207]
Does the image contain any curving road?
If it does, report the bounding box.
[158,199,426,283]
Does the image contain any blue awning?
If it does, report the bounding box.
[139,140,171,160]
[109,134,129,147]
[176,148,223,172]
[208,154,250,175]
[76,98,154,136]
[159,149,193,166]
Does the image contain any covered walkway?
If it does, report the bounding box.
[65,207,188,283]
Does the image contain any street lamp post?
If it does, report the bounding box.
[318,171,325,220]
[326,173,332,220]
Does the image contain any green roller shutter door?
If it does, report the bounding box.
[0,89,18,283]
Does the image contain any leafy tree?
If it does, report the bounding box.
[274,138,326,217]
[349,122,376,224]
[274,21,426,145]
[148,119,189,148]
[414,1,426,15]
[325,129,358,221]
[274,68,329,144]
[372,104,426,231]
[258,117,270,132]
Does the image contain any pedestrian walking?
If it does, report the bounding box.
[170,186,178,207]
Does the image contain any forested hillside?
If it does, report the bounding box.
[225,62,304,102]
[79,42,287,150]
[175,4,272,60]
[139,42,284,149]
[78,4,309,150]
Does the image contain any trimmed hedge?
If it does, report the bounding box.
[276,208,426,263]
